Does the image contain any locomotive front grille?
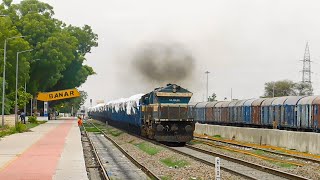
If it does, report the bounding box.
[156,105,190,121]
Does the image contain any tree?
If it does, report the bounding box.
[293,82,313,96]
[52,91,87,113]
[0,0,98,113]
[208,93,217,102]
[263,80,313,97]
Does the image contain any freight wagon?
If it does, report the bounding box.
[189,96,320,132]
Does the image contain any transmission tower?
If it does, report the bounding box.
[301,42,312,85]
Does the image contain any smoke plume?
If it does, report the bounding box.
[132,42,195,84]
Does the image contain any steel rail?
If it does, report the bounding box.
[82,125,110,180]
[89,122,161,180]
[192,139,304,167]
[194,135,320,164]
[161,144,257,180]
[186,145,309,180]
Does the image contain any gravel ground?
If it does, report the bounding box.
[191,141,320,180]
[91,121,244,180]
[81,131,104,180]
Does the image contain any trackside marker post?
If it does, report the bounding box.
[215,157,221,180]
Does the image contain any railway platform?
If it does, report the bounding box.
[0,118,88,180]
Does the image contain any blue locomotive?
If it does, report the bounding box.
[89,84,194,143]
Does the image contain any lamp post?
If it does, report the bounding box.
[273,82,275,97]
[205,71,210,102]
[15,49,33,125]
[25,59,40,115]
[2,36,25,127]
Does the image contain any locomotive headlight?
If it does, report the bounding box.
[185,125,193,132]
[172,84,177,93]
[157,124,164,132]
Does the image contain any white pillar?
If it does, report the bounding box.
[215,157,221,180]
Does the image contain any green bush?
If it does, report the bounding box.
[28,116,38,124]
[15,122,27,133]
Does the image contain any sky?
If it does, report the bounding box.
[14,0,320,105]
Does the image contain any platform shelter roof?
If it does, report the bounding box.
[261,97,278,106]
[284,96,305,105]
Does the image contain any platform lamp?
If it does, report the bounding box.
[15,49,33,126]
[2,35,25,127]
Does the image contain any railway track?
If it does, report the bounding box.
[194,134,320,164]
[180,145,309,180]
[83,125,110,180]
[87,120,308,179]
[86,122,160,180]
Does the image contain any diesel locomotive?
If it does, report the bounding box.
[88,84,195,143]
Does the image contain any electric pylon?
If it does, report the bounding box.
[302,42,312,85]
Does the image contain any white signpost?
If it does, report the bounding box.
[215,157,221,180]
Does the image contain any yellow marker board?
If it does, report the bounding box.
[37,89,80,101]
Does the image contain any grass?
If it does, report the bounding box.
[84,122,123,136]
[189,177,201,180]
[271,161,297,168]
[188,140,202,145]
[251,150,265,155]
[128,139,135,144]
[212,134,222,139]
[83,123,101,132]
[0,122,46,138]
[135,142,161,155]
[110,130,123,137]
[90,122,123,136]
[161,176,172,180]
[161,157,189,168]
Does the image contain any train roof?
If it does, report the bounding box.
[243,99,256,106]
[206,101,220,107]
[261,97,278,106]
[154,83,191,93]
[252,98,267,106]
[235,99,252,107]
[284,96,305,105]
[195,102,209,108]
[221,101,232,107]
[272,96,290,105]
[228,100,239,107]
[297,96,319,105]
[215,101,226,107]
[188,102,200,106]
[313,96,320,105]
